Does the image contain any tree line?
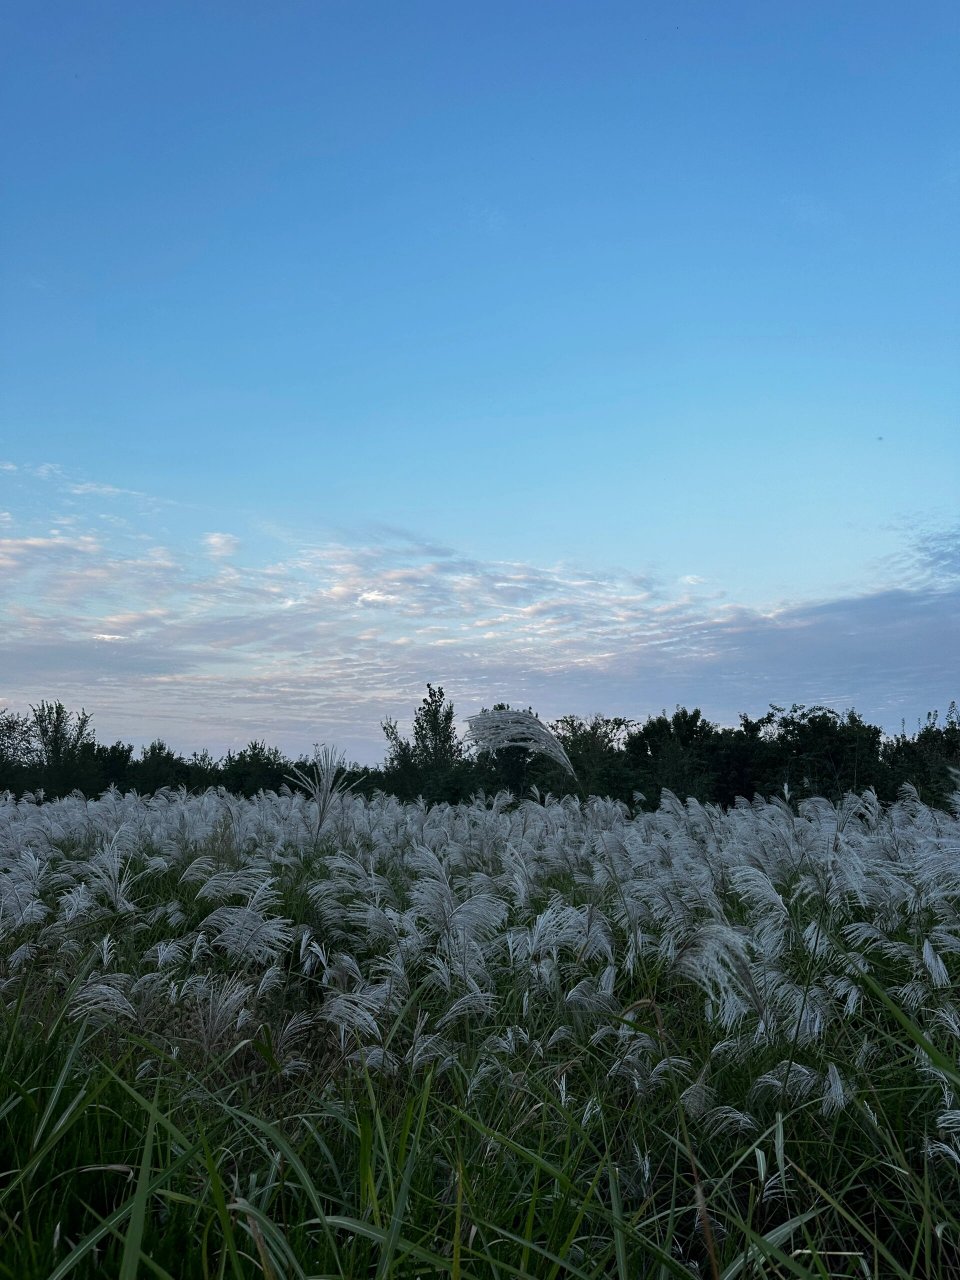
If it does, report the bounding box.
[2,687,959,810]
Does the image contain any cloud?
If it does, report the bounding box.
[0,477,956,762]
[0,534,100,573]
[1,461,182,524]
[915,525,960,582]
[32,463,65,481]
[69,481,144,499]
[203,532,240,560]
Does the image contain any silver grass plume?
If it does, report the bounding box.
[286,743,356,846]
[465,709,577,781]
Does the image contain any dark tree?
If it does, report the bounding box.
[220,740,290,796]
[0,709,33,793]
[881,702,960,807]
[130,740,190,793]
[382,684,469,802]
[625,707,720,805]
[29,701,100,796]
[551,714,634,800]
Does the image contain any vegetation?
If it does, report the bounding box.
[2,776,960,1276]
[2,692,959,812]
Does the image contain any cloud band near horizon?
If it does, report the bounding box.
[1,464,957,763]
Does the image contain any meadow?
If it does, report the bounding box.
[2,769,959,1277]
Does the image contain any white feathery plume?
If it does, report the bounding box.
[8,941,37,972]
[923,1138,960,1167]
[821,1061,850,1116]
[700,1105,759,1138]
[465,709,577,780]
[285,744,357,845]
[201,896,293,967]
[436,988,498,1030]
[922,937,951,987]
[70,975,137,1025]
[191,974,254,1051]
[57,882,95,926]
[195,864,271,904]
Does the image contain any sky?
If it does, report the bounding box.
[1,1,958,763]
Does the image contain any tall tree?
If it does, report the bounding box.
[29,700,98,796]
[382,685,467,802]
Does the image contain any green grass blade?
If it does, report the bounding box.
[119,1080,159,1280]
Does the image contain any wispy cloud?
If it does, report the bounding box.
[203,532,240,560]
[69,481,145,499]
[0,534,101,573]
[0,469,956,761]
[32,463,66,481]
[915,526,960,581]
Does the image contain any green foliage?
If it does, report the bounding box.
[624,706,719,804]
[0,708,33,772]
[551,714,634,799]
[881,702,960,807]
[413,684,464,770]
[133,739,187,793]
[0,701,134,798]
[221,740,290,797]
[1,691,959,812]
[381,684,470,803]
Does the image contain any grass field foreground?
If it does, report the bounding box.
[2,778,960,1277]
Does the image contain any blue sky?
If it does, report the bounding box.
[1,2,958,761]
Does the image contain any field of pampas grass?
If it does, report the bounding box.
[2,779,960,1277]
